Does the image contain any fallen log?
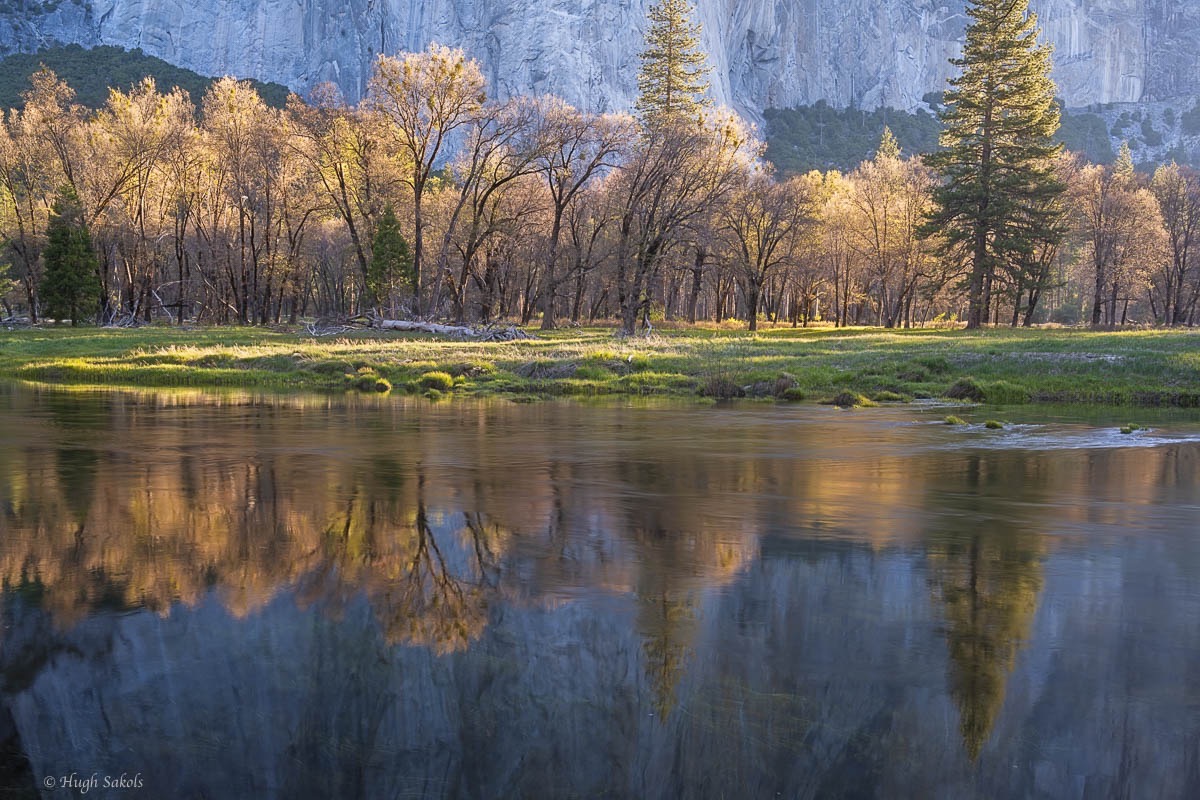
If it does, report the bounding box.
[376,319,533,341]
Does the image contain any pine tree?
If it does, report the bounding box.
[635,0,711,130]
[40,186,99,326]
[877,126,901,161]
[367,204,413,312]
[921,0,1064,328]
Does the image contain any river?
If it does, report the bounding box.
[1,383,1198,798]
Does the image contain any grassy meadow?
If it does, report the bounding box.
[1,324,1198,407]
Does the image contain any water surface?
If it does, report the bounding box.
[1,384,1199,799]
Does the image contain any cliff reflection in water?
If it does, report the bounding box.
[0,385,1199,798]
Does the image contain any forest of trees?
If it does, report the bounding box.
[1,1,1199,331]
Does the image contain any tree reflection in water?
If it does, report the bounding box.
[0,386,1198,798]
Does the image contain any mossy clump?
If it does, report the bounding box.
[984,419,1004,429]
[1120,424,1142,434]
[945,377,985,402]
[944,415,967,425]
[780,387,806,402]
[872,390,907,402]
[423,388,444,400]
[345,366,391,393]
[419,371,455,391]
[824,392,876,408]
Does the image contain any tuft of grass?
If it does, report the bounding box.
[984,419,1004,429]
[982,380,1029,405]
[944,415,967,425]
[872,390,908,402]
[824,392,876,408]
[419,371,455,391]
[573,365,613,381]
[1119,424,1142,434]
[780,387,806,402]
[345,367,391,393]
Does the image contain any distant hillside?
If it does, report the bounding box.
[0,45,291,109]
[764,100,1200,174]
[763,103,941,173]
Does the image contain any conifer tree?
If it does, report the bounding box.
[635,0,711,129]
[367,204,413,312]
[921,0,1064,328]
[40,186,99,326]
[877,126,901,161]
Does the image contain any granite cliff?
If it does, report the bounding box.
[1,0,1197,114]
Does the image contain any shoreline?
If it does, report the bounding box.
[1,325,1198,408]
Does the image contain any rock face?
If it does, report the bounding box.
[3,0,1199,114]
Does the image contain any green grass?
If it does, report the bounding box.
[1,324,1199,408]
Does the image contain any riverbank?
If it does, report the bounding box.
[1,325,1198,407]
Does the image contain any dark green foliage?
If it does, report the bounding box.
[920,0,1065,329]
[763,103,941,173]
[366,205,413,307]
[1057,112,1114,164]
[635,0,711,128]
[1141,118,1163,147]
[0,45,289,110]
[40,187,99,325]
[1182,105,1200,136]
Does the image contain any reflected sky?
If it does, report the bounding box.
[1,384,1199,798]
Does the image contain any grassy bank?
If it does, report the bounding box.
[1,325,1198,407]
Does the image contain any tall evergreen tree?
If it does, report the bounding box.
[40,186,99,326]
[635,0,711,130]
[921,0,1064,328]
[367,204,413,312]
[877,126,901,161]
